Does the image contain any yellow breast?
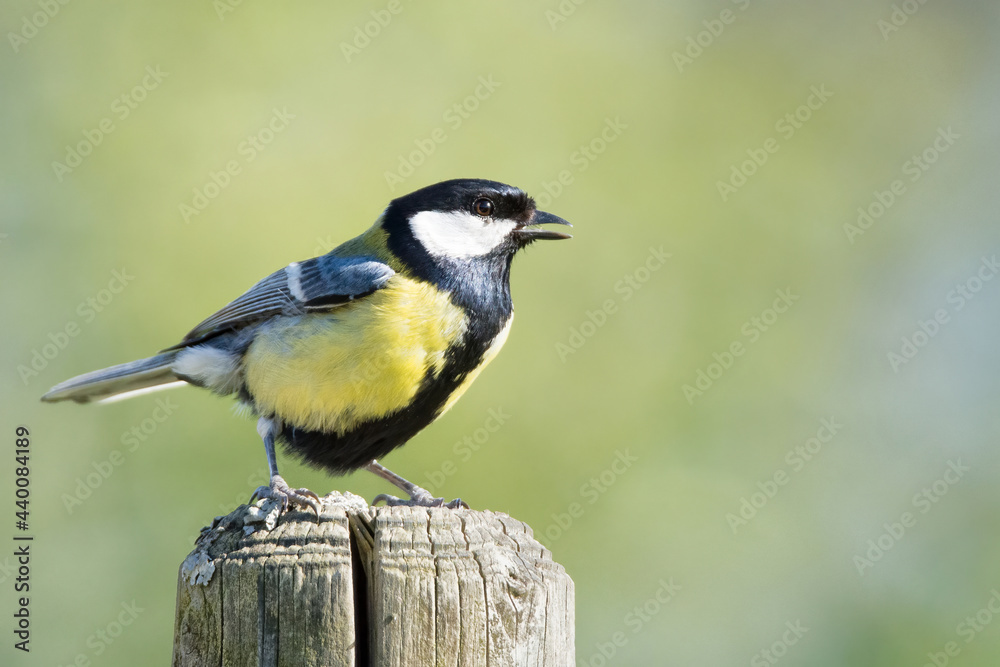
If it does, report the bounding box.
[243,275,468,434]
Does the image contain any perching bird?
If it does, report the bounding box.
[42,179,571,512]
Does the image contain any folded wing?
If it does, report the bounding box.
[167,255,396,349]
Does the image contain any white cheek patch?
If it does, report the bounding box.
[409,210,516,259]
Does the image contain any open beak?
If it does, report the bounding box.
[513,210,573,241]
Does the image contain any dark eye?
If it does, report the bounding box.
[473,198,494,217]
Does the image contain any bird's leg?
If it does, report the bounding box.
[250,416,321,516]
[367,459,469,509]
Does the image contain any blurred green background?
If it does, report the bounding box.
[3,0,1000,664]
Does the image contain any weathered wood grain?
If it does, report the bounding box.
[173,492,574,666]
[173,491,366,667]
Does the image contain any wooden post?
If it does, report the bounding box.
[172,492,575,666]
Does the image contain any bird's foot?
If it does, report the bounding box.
[372,489,469,509]
[364,460,468,508]
[251,475,321,516]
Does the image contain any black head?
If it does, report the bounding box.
[378,178,571,325]
[381,179,571,271]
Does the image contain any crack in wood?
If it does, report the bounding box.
[172,492,574,666]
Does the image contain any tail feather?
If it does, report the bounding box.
[41,351,184,404]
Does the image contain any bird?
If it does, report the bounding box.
[41,178,571,513]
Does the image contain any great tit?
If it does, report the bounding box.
[42,178,571,512]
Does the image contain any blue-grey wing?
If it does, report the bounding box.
[167,255,395,348]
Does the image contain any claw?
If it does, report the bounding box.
[372,492,469,509]
[251,475,322,518]
[365,459,469,509]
